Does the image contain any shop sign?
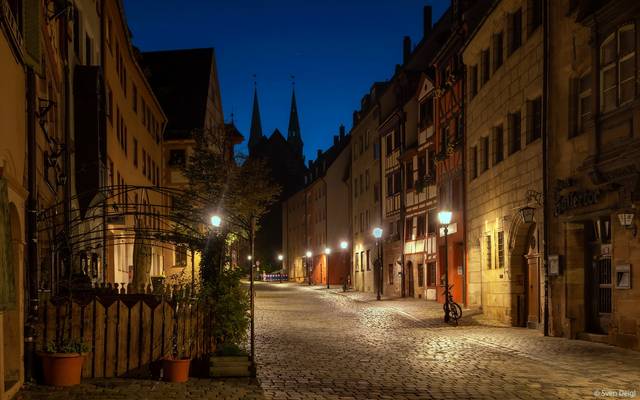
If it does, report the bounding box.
[554,189,601,216]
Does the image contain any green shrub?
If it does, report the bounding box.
[45,338,88,354]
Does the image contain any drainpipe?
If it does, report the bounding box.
[399,114,406,298]
[63,6,73,278]
[460,64,468,308]
[542,0,550,337]
[101,0,108,284]
[25,67,38,382]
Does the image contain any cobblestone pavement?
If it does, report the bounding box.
[17,282,640,399]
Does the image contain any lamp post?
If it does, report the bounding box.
[339,241,348,290]
[324,247,331,289]
[438,210,452,323]
[373,227,383,301]
[277,254,284,283]
[305,250,312,285]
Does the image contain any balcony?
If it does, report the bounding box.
[1,0,24,57]
[404,234,437,255]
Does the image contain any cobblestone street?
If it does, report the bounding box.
[18,282,640,399]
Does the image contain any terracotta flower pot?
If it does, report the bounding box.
[162,357,190,382]
[39,352,84,387]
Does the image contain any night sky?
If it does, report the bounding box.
[123,0,448,161]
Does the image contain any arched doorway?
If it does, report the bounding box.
[509,218,540,328]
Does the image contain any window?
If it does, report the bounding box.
[492,32,504,72]
[498,231,505,269]
[427,262,436,287]
[492,124,504,165]
[508,9,523,55]
[470,145,478,179]
[142,149,146,175]
[481,136,489,172]
[107,86,113,124]
[481,48,491,85]
[366,250,371,271]
[360,252,364,273]
[394,129,401,149]
[485,235,492,269]
[427,209,436,235]
[508,111,521,154]
[469,65,478,98]
[168,149,186,166]
[393,170,401,194]
[417,154,427,178]
[527,97,542,143]
[73,6,81,58]
[373,142,380,160]
[419,97,434,129]
[132,84,138,113]
[406,162,414,190]
[416,214,426,237]
[133,138,138,167]
[571,72,592,136]
[440,125,449,154]
[600,24,636,112]
[386,134,393,155]
[527,0,542,36]
[85,34,92,65]
[418,264,424,287]
[405,217,414,241]
[364,130,370,149]
[355,252,360,271]
[388,264,394,284]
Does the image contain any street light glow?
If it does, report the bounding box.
[324,247,331,255]
[305,250,312,258]
[340,241,348,249]
[438,210,452,225]
[247,255,252,261]
[210,214,222,227]
[278,254,284,261]
[372,227,383,239]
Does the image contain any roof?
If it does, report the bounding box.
[141,48,216,140]
[225,123,244,145]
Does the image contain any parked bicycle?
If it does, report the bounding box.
[442,284,462,325]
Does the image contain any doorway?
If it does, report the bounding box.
[406,261,414,297]
[585,218,612,334]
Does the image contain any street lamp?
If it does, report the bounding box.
[324,248,331,289]
[438,210,452,323]
[305,250,312,285]
[247,255,252,261]
[277,254,284,283]
[373,227,383,301]
[210,214,222,228]
[340,241,348,250]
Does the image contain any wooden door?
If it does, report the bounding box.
[526,255,539,327]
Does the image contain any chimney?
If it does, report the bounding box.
[333,135,339,146]
[423,6,432,38]
[340,124,346,140]
[317,149,322,159]
[353,111,359,127]
[403,36,411,64]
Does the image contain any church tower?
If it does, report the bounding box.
[287,88,303,157]
[248,86,264,154]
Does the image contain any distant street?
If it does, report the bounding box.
[18,282,640,400]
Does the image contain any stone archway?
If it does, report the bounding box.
[508,214,539,328]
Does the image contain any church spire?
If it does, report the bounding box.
[287,83,303,156]
[248,83,263,153]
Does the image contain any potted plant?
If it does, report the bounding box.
[39,338,88,386]
[162,300,192,383]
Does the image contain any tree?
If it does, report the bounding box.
[173,129,280,283]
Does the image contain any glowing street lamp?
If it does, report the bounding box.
[277,254,284,283]
[247,255,252,261]
[324,248,332,289]
[305,251,312,285]
[372,227,383,300]
[277,254,283,261]
[340,241,348,250]
[438,210,452,323]
[210,214,222,228]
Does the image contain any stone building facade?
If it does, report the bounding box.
[102,0,167,285]
[547,0,640,350]
[463,0,544,326]
[351,83,385,293]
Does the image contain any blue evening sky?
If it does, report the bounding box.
[123,0,448,161]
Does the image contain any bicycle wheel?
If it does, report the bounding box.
[450,302,462,321]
